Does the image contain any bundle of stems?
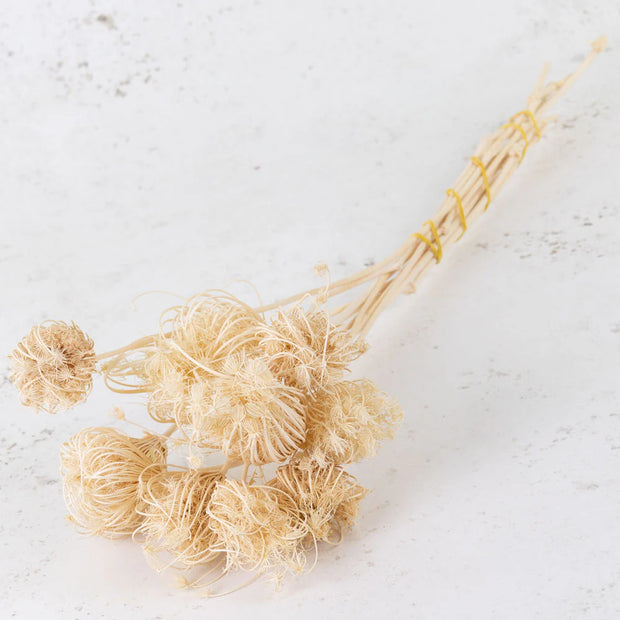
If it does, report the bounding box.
[263,36,607,338]
[8,38,606,594]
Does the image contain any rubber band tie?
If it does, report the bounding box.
[411,220,442,263]
[446,188,467,237]
[500,122,529,162]
[409,110,538,266]
[471,156,491,211]
[510,110,541,139]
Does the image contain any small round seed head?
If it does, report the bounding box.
[301,379,403,467]
[262,307,368,391]
[272,463,367,542]
[10,321,97,414]
[61,427,167,538]
[207,478,308,576]
[196,353,306,465]
[137,469,223,569]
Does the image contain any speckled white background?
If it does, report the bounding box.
[1,1,618,618]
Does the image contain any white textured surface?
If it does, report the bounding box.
[1,2,619,618]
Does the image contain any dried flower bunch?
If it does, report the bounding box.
[9,39,605,594]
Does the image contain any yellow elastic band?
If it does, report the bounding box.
[411,220,442,263]
[446,188,467,236]
[500,122,529,162]
[510,110,541,140]
[471,156,491,211]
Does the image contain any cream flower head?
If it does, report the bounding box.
[301,379,403,467]
[61,427,167,538]
[262,306,367,391]
[137,468,223,569]
[272,463,367,542]
[10,321,96,413]
[196,353,307,465]
[207,478,308,577]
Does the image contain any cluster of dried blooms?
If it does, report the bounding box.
[10,295,402,590]
[8,39,604,594]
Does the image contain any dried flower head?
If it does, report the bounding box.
[137,469,223,569]
[98,293,267,422]
[195,353,307,465]
[272,463,367,542]
[262,306,368,391]
[10,321,97,414]
[207,478,308,576]
[61,427,167,538]
[150,294,264,379]
[301,379,403,467]
[140,294,267,426]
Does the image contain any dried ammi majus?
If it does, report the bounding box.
[196,353,307,465]
[261,306,368,391]
[61,428,167,537]
[10,321,96,414]
[300,379,403,467]
[8,38,606,594]
[272,463,368,543]
[137,469,223,570]
[207,478,308,577]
